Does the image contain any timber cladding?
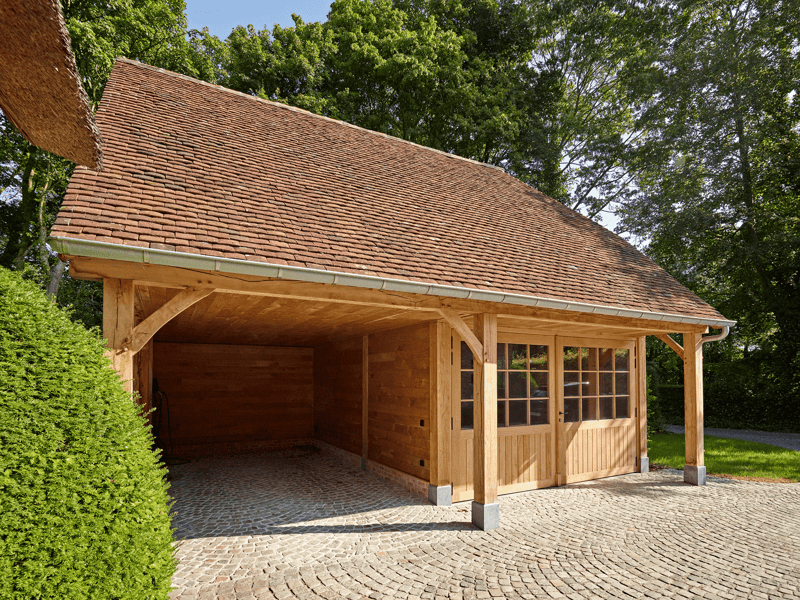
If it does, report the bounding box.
[313,337,363,455]
[152,342,313,453]
[367,324,431,481]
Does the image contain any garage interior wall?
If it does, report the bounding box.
[152,342,314,456]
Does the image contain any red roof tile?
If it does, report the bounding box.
[52,58,728,322]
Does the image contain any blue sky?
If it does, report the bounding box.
[185,0,333,38]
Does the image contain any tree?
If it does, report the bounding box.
[619,0,800,404]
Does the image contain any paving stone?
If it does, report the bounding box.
[168,449,800,600]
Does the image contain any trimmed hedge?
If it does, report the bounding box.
[0,268,175,599]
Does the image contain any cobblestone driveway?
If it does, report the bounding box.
[169,446,800,600]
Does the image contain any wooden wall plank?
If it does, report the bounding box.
[153,342,313,452]
[368,323,431,481]
[314,336,363,455]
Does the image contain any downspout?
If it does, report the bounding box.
[700,326,730,345]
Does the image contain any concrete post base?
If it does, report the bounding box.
[640,456,649,473]
[471,501,500,531]
[427,484,452,506]
[684,465,706,485]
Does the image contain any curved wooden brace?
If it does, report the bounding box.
[655,333,684,360]
[128,287,214,354]
[437,308,483,365]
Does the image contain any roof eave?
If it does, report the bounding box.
[48,236,737,329]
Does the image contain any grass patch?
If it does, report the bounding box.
[650,433,800,482]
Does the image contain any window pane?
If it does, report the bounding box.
[497,372,506,399]
[497,343,506,370]
[530,345,548,370]
[599,349,614,371]
[461,401,473,430]
[509,372,527,398]
[582,397,598,421]
[564,346,580,371]
[581,347,598,371]
[531,372,548,397]
[615,373,629,395]
[509,344,527,370]
[461,341,473,370]
[497,401,507,428]
[600,372,614,396]
[581,372,597,397]
[530,399,548,425]
[509,400,527,426]
[599,397,614,420]
[564,397,580,422]
[564,371,580,397]
[615,349,629,371]
[461,371,474,400]
[616,396,630,418]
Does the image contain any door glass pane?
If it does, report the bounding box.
[600,372,613,396]
[530,399,548,424]
[530,345,548,370]
[461,401,473,430]
[581,347,597,371]
[497,401,507,427]
[582,397,598,421]
[581,372,597,397]
[616,396,630,418]
[599,396,614,420]
[460,341,473,370]
[564,397,580,422]
[509,372,527,398]
[509,344,527,370]
[509,400,527,426]
[564,371,580,397]
[497,343,506,370]
[461,371,474,400]
[497,372,506,398]
[531,372,548,397]
[599,349,614,371]
[615,372,629,395]
[615,349,629,371]
[564,346,580,371]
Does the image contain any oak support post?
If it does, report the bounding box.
[362,335,369,471]
[683,332,705,485]
[428,322,452,506]
[133,338,154,419]
[637,336,649,473]
[472,313,498,530]
[103,278,135,395]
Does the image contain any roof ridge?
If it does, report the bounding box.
[115,57,506,174]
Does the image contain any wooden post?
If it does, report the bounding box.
[428,322,452,505]
[103,278,135,394]
[637,336,649,473]
[683,332,705,485]
[555,337,566,486]
[133,338,154,419]
[472,313,498,530]
[362,334,369,470]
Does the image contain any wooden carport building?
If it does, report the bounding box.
[50,59,734,530]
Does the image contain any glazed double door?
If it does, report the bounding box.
[450,333,638,502]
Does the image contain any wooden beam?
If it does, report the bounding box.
[429,322,451,488]
[684,332,704,474]
[362,335,369,467]
[128,287,214,354]
[636,336,648,470]
[103,278,134,394]
[655,333,684,360]
[473,313,498,507]
[69,256,710,335]
[438,308,483,364]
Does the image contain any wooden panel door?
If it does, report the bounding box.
[556,337,637,484]
[451,332,557,502]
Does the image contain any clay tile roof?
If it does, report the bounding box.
[51,58,730,323]
[0,0,102,169]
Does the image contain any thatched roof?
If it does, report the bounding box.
[0,0,102,169]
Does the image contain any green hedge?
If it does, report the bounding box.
[0,268,175,599]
